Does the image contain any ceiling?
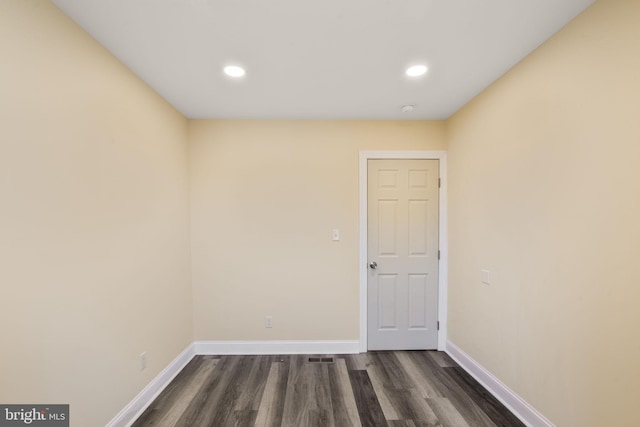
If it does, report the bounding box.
[51,0,595,120]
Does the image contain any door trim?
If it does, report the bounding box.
[359,150,448,352]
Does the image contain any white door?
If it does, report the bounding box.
[367,159,439,350]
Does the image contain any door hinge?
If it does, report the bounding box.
[438,250,440,260]
[437,321,440,331]
[438,177,441,188]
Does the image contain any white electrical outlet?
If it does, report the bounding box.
[140,352,147,371]
[481,270,490,285]
[265,316,273,328]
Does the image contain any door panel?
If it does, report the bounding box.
[408,274,428,329]
[378,201,398,256]
[377,274,398,329]
[367,159,439,350]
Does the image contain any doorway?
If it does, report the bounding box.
[359,151,448,352]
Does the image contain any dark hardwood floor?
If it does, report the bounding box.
[132,351,524,427]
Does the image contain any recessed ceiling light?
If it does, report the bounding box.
[406,65,428,77]
[401,104,415,112]
[224,65,246,78]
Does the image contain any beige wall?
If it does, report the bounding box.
[189,120,445,340]
[0,1,192,426]
[446,0,640,425]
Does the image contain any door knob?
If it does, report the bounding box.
[369,261,378,269]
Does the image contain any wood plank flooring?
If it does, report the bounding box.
[132,351,524,427]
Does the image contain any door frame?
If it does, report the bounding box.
[359,150,448,352]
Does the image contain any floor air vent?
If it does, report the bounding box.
[308,357,335,363]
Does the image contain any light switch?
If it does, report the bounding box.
[481,270,490,285]
[332,229,340,241]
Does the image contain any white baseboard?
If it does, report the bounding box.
[105,343,196,427]
[446,341,554,427]
[194,340,360,355]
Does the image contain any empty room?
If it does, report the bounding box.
[1,0,639,426]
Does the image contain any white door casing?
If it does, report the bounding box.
[359,151,447,352]
[367,159,439,350]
